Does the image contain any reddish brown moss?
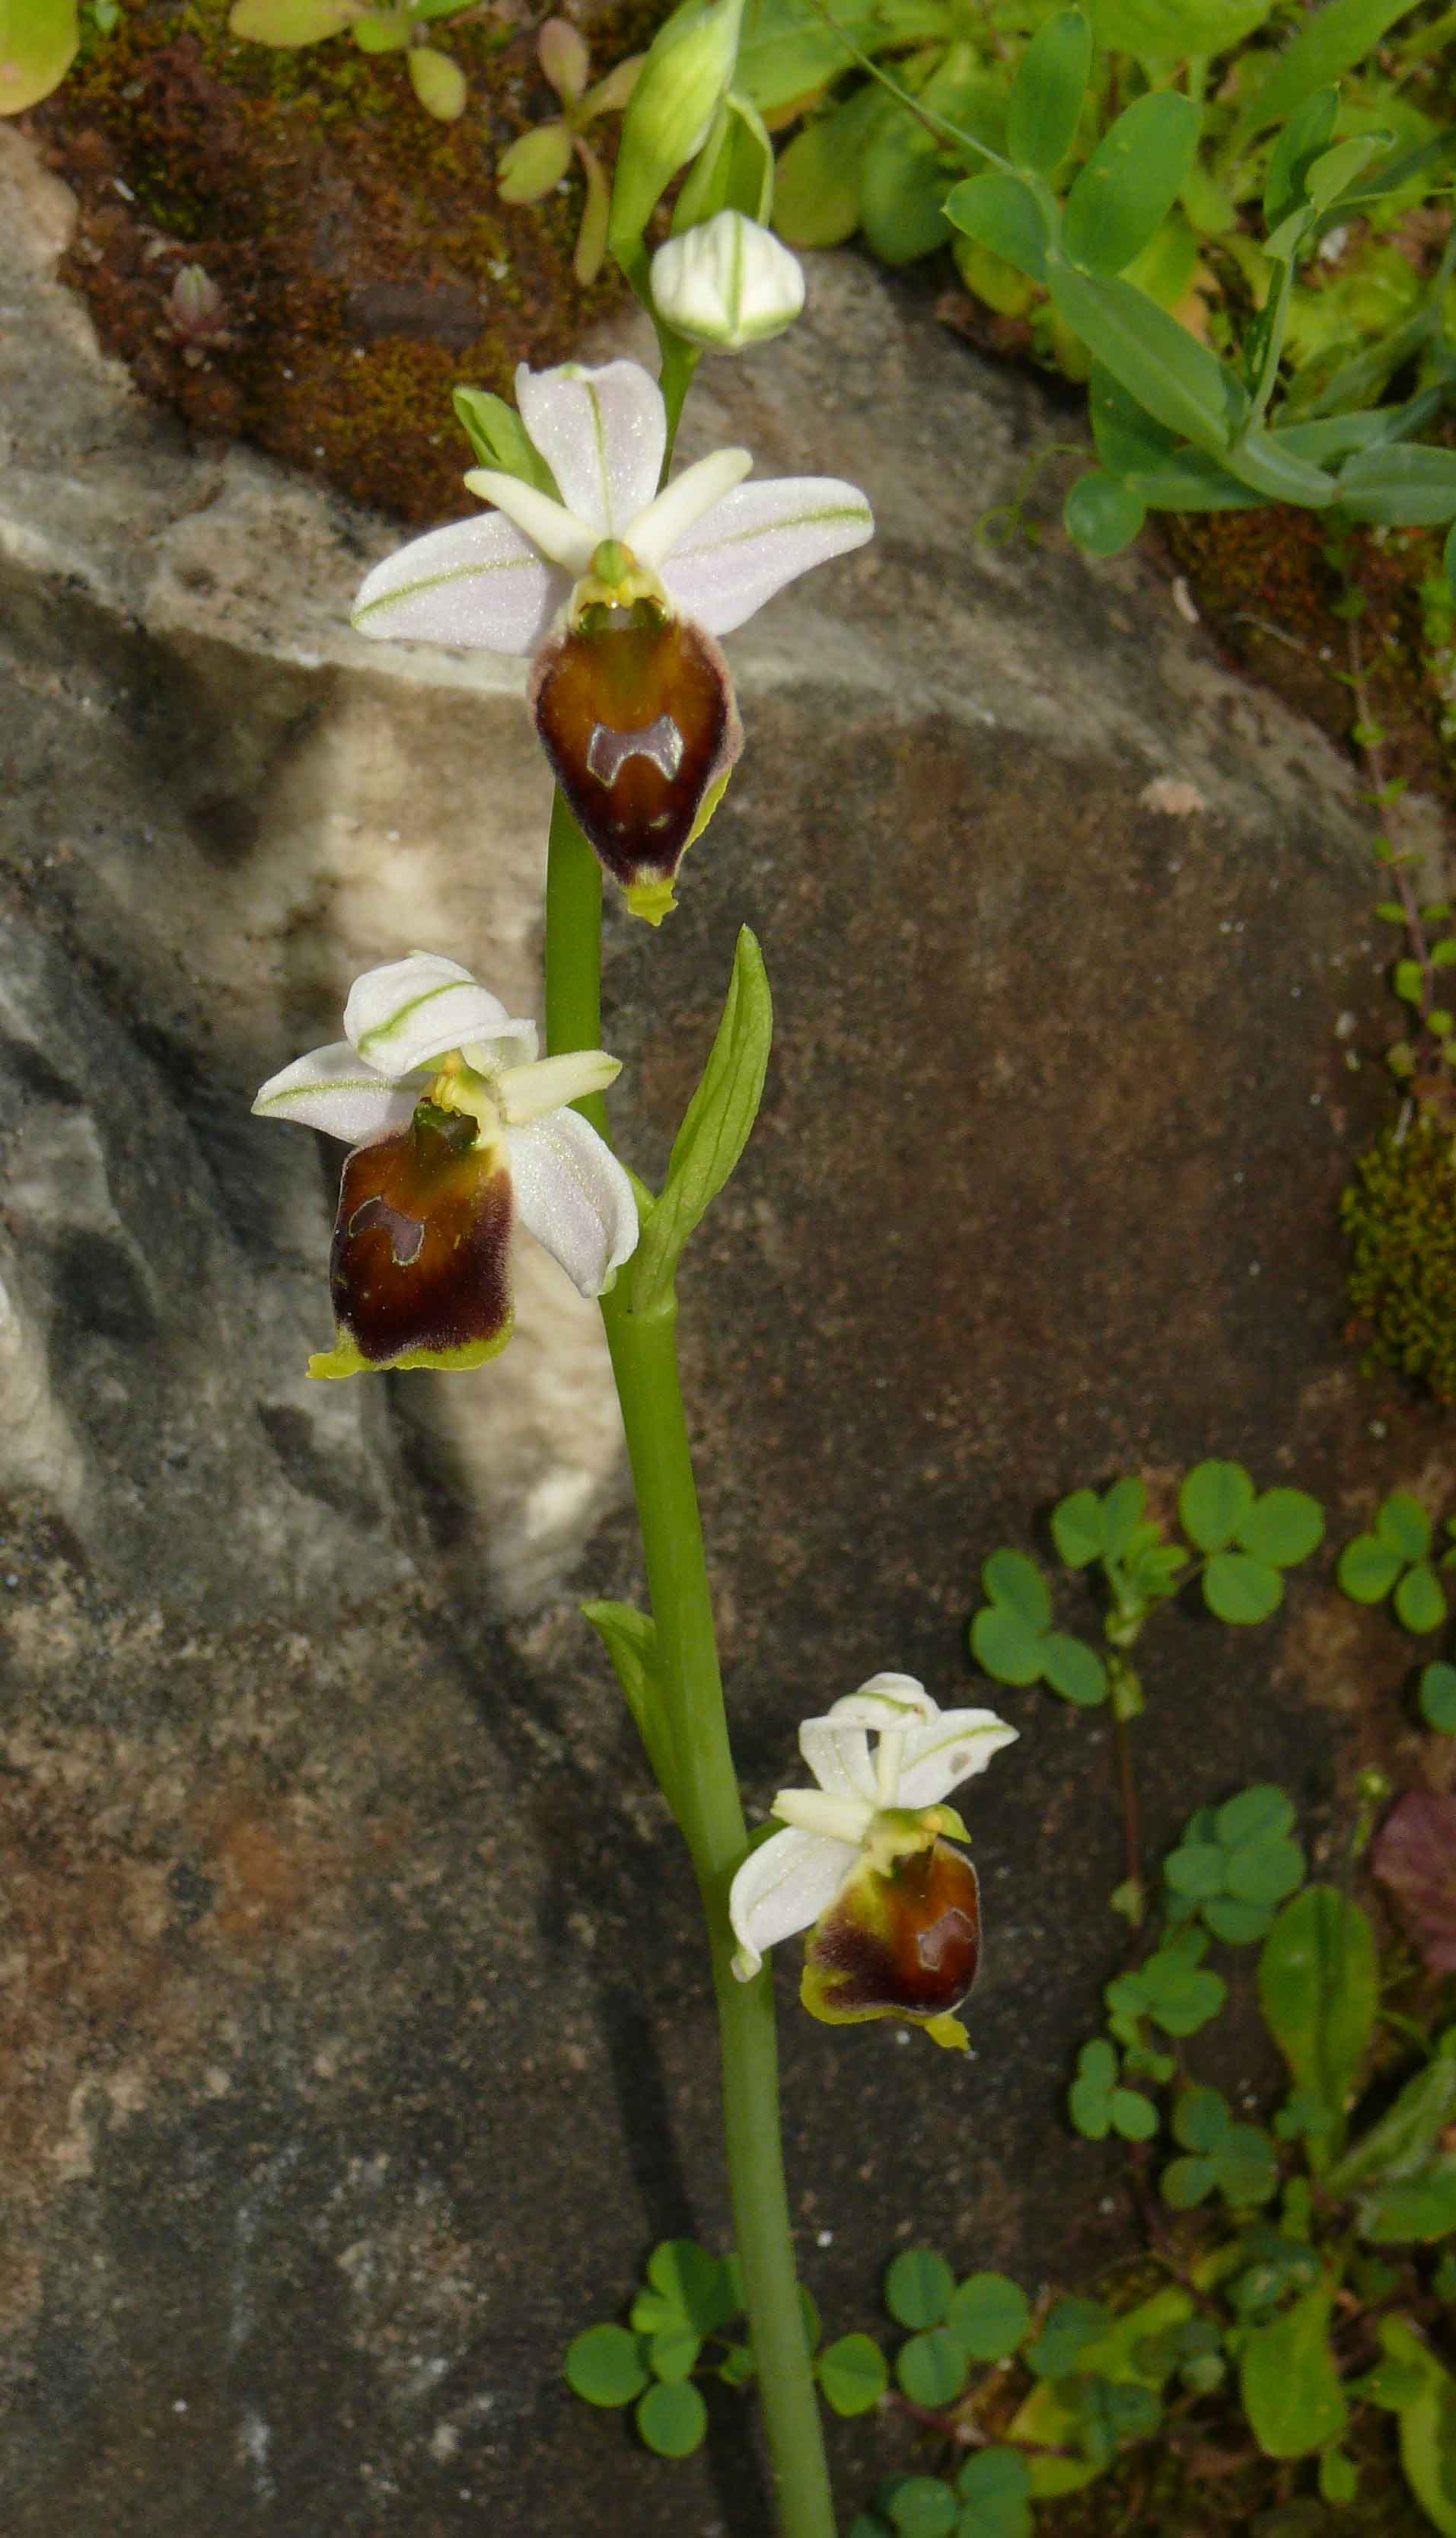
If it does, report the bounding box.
[30,0,669,521]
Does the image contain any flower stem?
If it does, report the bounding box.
[544,786,836,2538]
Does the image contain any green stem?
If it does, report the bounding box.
[544,786,836,2538]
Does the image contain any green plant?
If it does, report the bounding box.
[495,19,644,285]
[738,2,1456,575]
[225,0,490,121]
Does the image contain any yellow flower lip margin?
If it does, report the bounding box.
[728,1676,1018,2047]
[251,951,639,1375]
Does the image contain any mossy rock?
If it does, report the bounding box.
[31,0,667,520]
[1343,1109,1456,1404]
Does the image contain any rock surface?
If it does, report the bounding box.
[2,117,1451,2538]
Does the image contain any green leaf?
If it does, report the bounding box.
[0,0,77,105]
[352,12,409,48]
[1180,1459,1255,1551]
[565,2321,651,2405]
[1380,2316,1456,2538]
[954,2444,1033,2538]
[1174,2085,1230,2153]
[1166,1841,1227,1900]
[451,388,560,496]
[228,0,355,38]
[970,1606,1046,1685]
[1377,1492,1433,1561]
[1259,1889,1377,2152]
[948,2272,1031,2361]
[649,2323,703,2380]
[1110,2086,1158,2141]
[1063,471,1145,556]
[1337,446,1456,529]
[1263,84,1339,231]
[1040,1632,1108,1706]
[581,1602,676,1806]
[1024,2297,1110,2380]
[1062,91,1200,279]
[1204,1552,1283,1625]
[1241,2281,1347,2457]
[1101,1477,1148,1557]
[497,121,575,202]
[645,2239,738,2332]
[1235,1490,1325,1568]
[1202,1896,1274,1944]
[608,0,746,260]
[817,2332,888,2416]
[885,2247,956,2330]
[859,110,953,266]
[885,2476,958,2538]
[1214,2124,1279,2207]
[407,42,465,116]
[1007,8,1088,176]
[1073,2372,1161,2465]
[636,2376,708,2456]
[1237,0,1428,140]
[1225,1833,1305,1906]
[671,90,775,231]
[896,2330,970,2409]
[1336,1533,1403,1602]
[1051,1488,1104,1567]
[1047,263,1241,454]
[1215,1785,1295,1847]
[942,171,1049,282]
[632,928,772,1309]
[1395,1562,1447,1634]
[1325,2033,1456,2195]
[1360,2159,1456,2243]
[1420,1663,1456,1733]
[1088,0,1272,52]
[982,1548,1052,1628]
[772,104,865,249]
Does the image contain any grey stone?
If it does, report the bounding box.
[1,113,1445,2538]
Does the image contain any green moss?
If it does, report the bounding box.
[1343,1111,1456,1402]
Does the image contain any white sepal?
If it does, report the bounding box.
[515,359,666,535]
[657,476,875,637]
[897,1711,1020,1810]
[769,1787,873,1845]
[728,1826,855,1982]
[352,509,561,655]
[251,1042,419,1145]
[624,445,754,572]
[505,1108,639,1298]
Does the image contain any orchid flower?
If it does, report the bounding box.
[253,953,638,1379]
[728,1677,1018,2052]
[350,359,874,922]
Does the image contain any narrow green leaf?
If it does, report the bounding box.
[1259,1888,1377,2151]
[581,1602,677,1814]
[1263,84,1338,229]
[1238,0,1427,141]
[1324,2032,1456,2197]
[1048,263,1241,454]
[1337,445,1456,528]
[943,171,1049,281]
[1063,91,1200,278]
[1007,8,1088,174]
[1088,0,1273,59]
[1241,2282,1347,2457]
[1180,1459,1255,1551]
[671,91,775,232]
[633,927,772,1308]
[1380,2316,1456,2538]
[1361,2159,1456,2243]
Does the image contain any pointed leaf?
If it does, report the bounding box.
[1007,8,1089,176]
[632,927,772,1310]
[943,171,1049,282]
[1241,2281,1346,2457]
[1259,1888,1377,2153]
[1062,91,1200,278]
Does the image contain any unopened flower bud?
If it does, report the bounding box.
[608,0,744,256]
[168,263,226,343]
[651,209,804,351]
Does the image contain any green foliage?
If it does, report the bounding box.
[745,1,1456,576]
[228,0,475,120]
[1162,1784,1306,1945]
[631,926,773,1312]
[1337,1491,1455,1627]
[0,0,78,113]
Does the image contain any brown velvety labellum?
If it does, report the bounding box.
[812,1844,982,2023]
[330,1107,511,1366]
[531,606,741,888]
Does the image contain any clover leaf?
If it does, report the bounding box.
[1069,2038,1158,2141]
[970,1547,1107,1704]
[1162,1784,1305,1943]
[1338,1493,1448,1631]
[1179,1462,1324,1625]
